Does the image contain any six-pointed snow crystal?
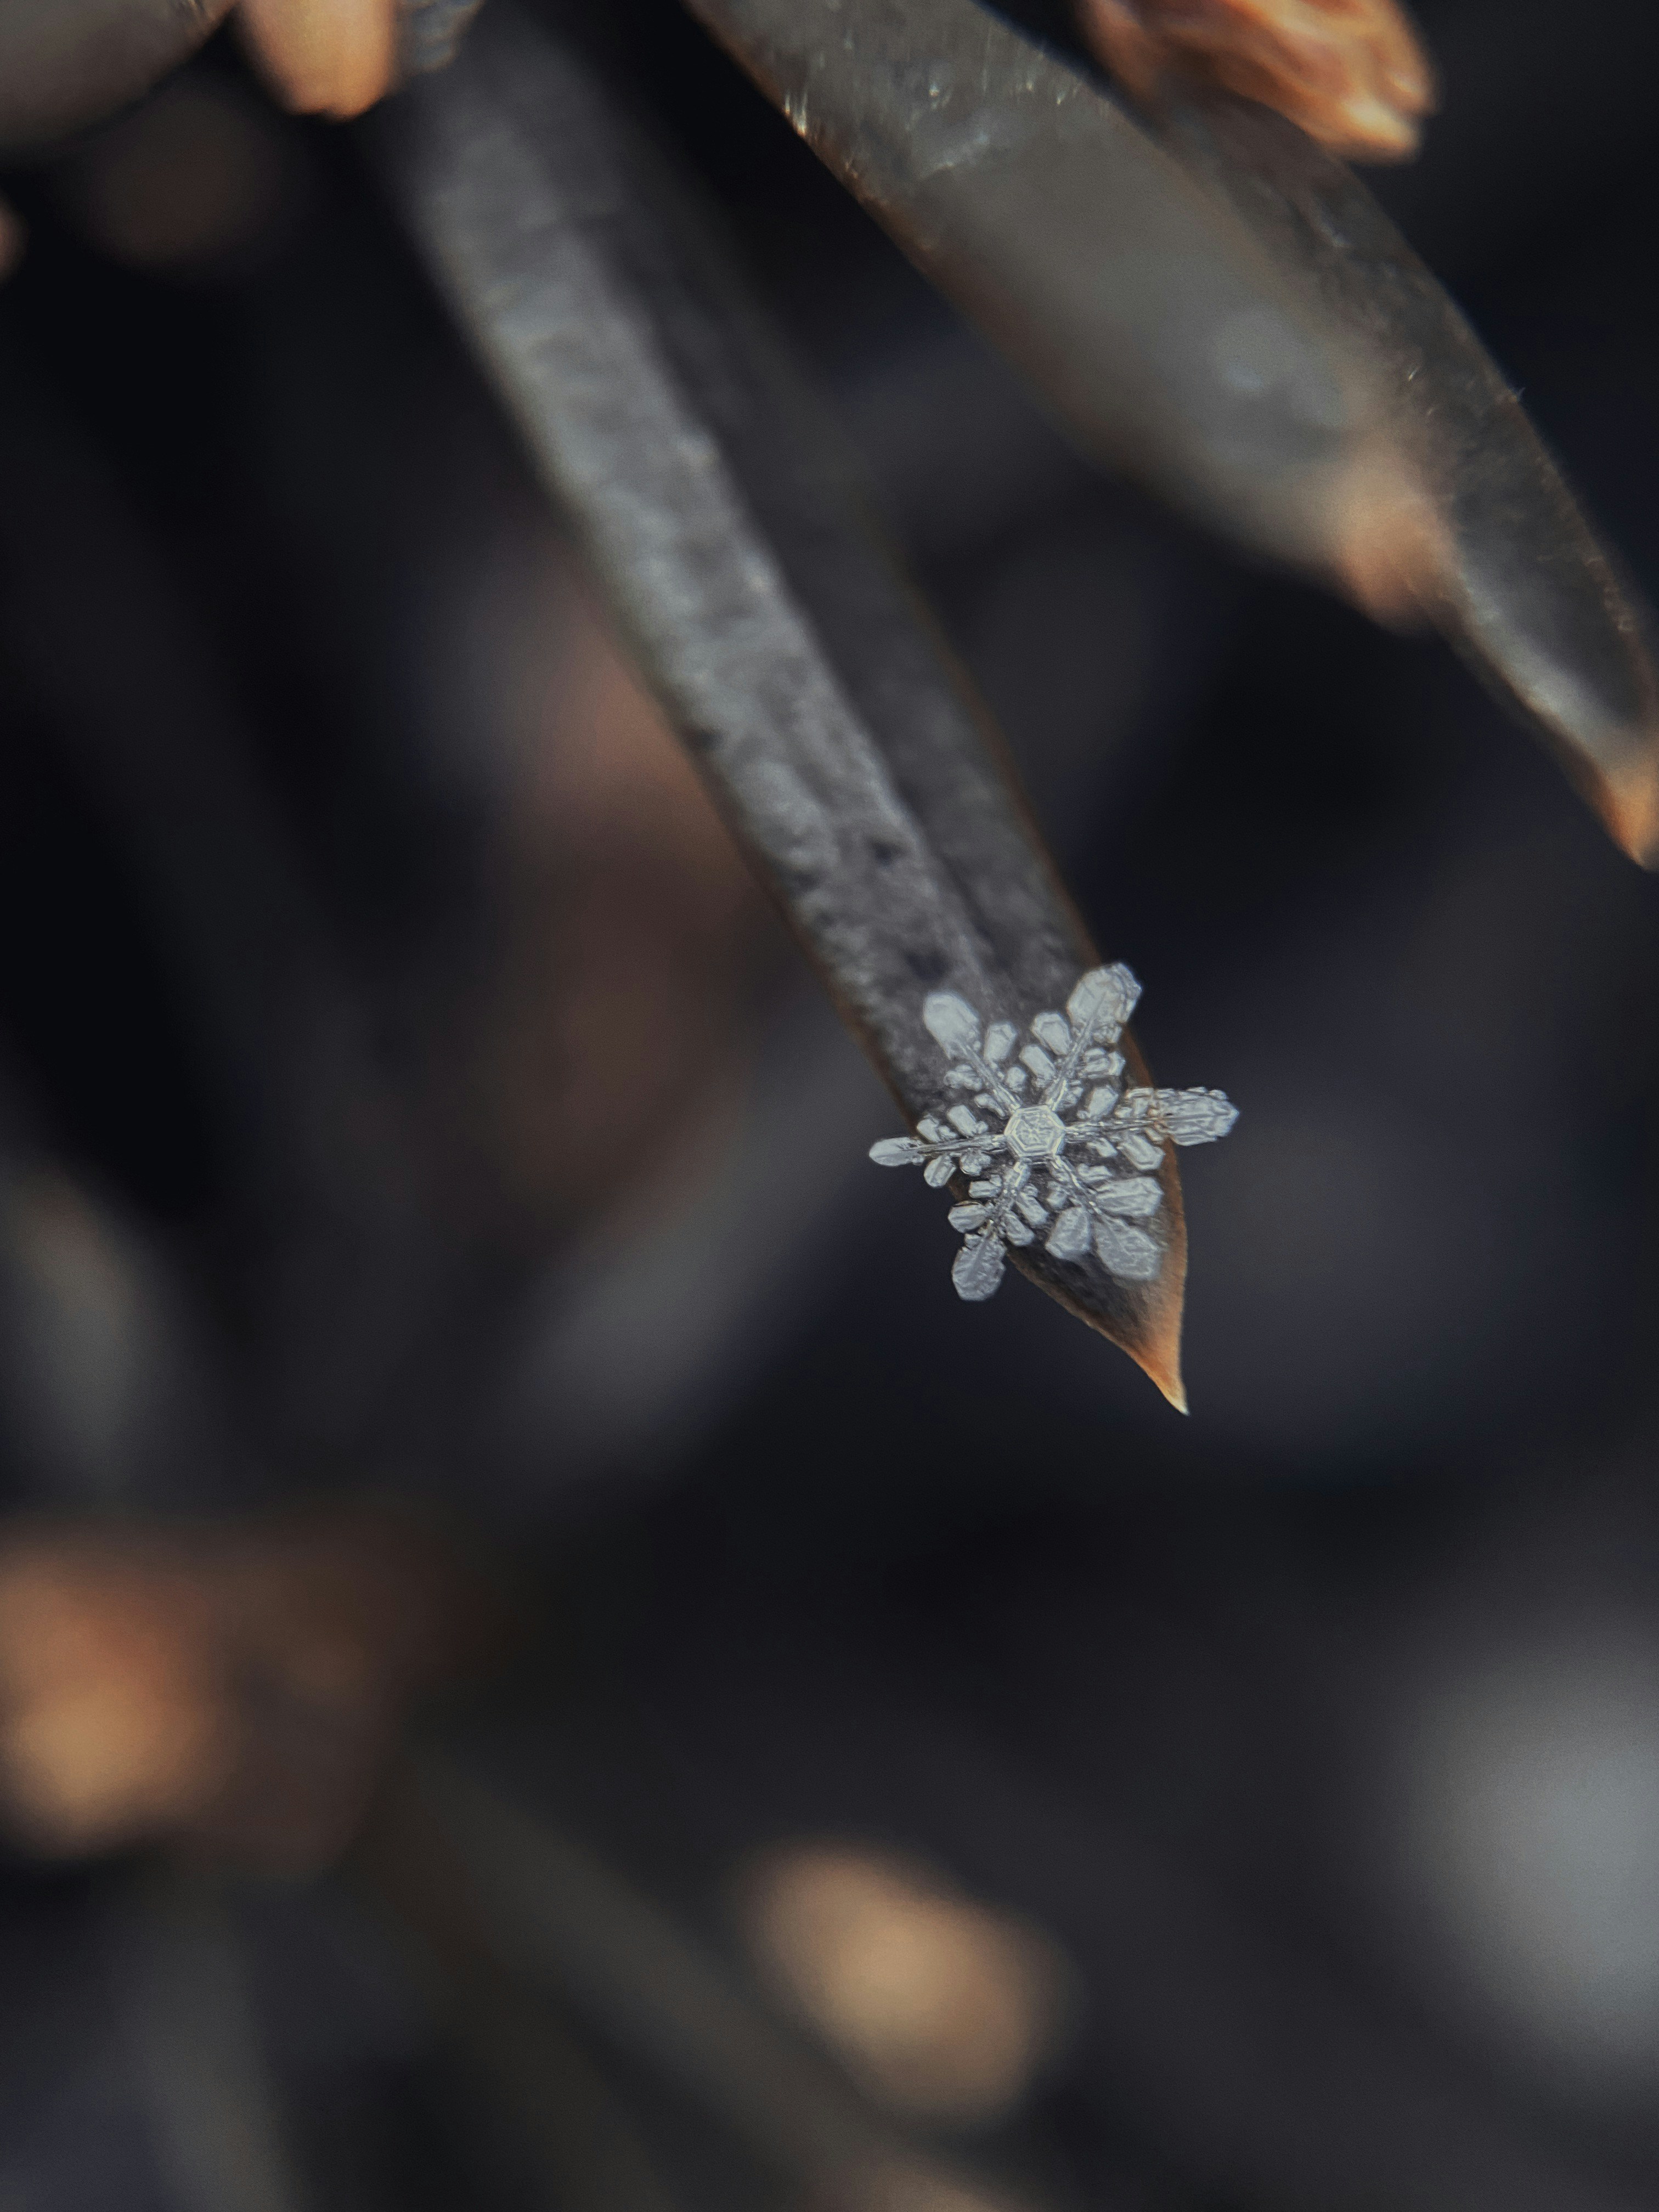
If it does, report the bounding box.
[868,964,1237,1302]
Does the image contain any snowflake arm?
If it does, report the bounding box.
[868,963,1238,1301]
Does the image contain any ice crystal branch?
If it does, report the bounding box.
[871,965,1237,1302]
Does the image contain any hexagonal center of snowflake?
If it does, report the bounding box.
[1005,1105,1067,1160]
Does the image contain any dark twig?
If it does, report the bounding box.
[117,1869,312,2212]
[1159,89,1659,865]
[387,1751,1043,2211]
[0,340,443,1460]
[354,1774,687,2212]
[686,0,1659,864]
[372,0,1212,1401]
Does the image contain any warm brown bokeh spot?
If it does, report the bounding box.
[1079,0,1437,161]
[0,1506,500,1872]
[236,0,398,119]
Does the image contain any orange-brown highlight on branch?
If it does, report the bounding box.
[1078,0,1437,163]
[237,0,398,119]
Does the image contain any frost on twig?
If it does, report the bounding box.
[871,965,1236,1303]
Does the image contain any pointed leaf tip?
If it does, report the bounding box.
[1606,767,1659,870]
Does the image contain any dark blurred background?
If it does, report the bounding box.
[1,2,1658,2207]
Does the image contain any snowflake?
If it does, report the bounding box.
[869,964,1238,1302]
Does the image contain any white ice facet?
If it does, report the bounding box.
[870,1137,924,1166]
[1047,1205,1092,1261]
[924,992,981,1053]
[1094,1217,1160,1279]
[1093,1175,1162,1216]
[1068,964,1139,1036]
[1156,1088,1240,1143]
[953,1234,1005,1300]
[1005,1106,1066,1160]
[871,964,1235,1300]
